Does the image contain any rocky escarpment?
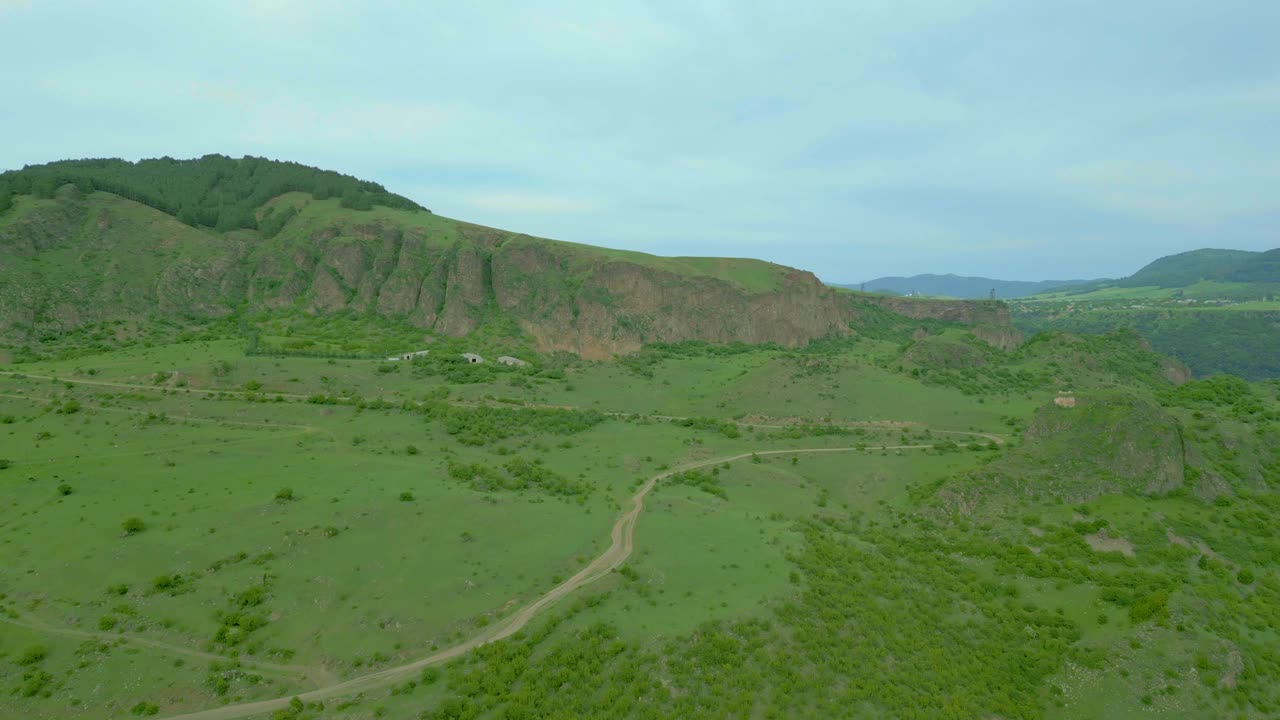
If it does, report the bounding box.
[0,188,1020,358]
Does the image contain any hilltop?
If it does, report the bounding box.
[0,156,1010,362]
[1030,247,1280,301]
[840,273,1098,299]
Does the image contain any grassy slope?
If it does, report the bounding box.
[1,321,1276,718]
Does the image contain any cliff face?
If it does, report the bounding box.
[861,295,1012,326]
[0,189,1016,358]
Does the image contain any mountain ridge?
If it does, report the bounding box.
[0,157,1012,361]
[840,273,1099,299]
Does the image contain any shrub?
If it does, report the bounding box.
[122,517,146,535]
[57,483,73,496]
[398,491,414,502]
[1237,568,1255,585]
[274,487,295,502]
[405,444,420,455]
[16,644,48,665]
[131,701,160,716]
[0,459,10,470]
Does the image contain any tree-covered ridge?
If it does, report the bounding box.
[0,155,426,232]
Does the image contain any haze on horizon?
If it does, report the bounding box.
[1,0,1277,283]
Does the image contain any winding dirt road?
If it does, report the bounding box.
[0,369,1005,718]
[156,442,958,720]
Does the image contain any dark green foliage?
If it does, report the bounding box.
[130,701,160,716]
[1017,308,1280,380]
[671,416,741,438]
[0,155,425,232]
[448,457,591,497]
[274,487,295,502]
[426,518,1082,720]
[57,483,73,496]
[1128,591,1170,623]
[1160,375,1273,422]
[122,517,146,535]
[150,573,192,596]
[15,644,48,666]
[666,469,727,499]
[401,401,604,447]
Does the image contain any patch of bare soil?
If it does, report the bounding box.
[1221,647,1243,689]
[1084,529,1135,556]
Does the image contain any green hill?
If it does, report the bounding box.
[1031,247,1280,301]
[0,156,1010,363]
[1013,248,1280,378]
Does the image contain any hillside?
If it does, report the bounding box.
[2,302,1277,719]
[1031,247,1280,301]
[842,273,1097,299]
[0,157,1012,362]
[1012,248,1280,379]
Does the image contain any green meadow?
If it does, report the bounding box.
[0,326,1277,719]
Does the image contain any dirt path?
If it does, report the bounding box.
[157,442,943,720]
[0,372,1006,446]
[0,612,335,686]
[2,369,1008,718]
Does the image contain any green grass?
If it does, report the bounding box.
[1,330,1277,719]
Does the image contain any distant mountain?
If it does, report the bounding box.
[838,274,1098,299]
[1037,248,1280,299]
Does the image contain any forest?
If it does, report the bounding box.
[0,155,425,232]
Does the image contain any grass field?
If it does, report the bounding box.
[1,331,1276,719]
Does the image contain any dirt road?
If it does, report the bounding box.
[156,443,947,720]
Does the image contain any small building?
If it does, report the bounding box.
[497,356,528,367]
[1054,392,1076,408]
[461,353,485,364]
[386,350,430,361]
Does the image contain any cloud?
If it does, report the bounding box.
[1,1,1277,280]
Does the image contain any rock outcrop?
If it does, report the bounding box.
[0,189,1020,358]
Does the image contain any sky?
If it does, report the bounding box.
[1,1,1277,283]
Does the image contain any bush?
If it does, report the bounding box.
[16,644,48,665]
[1129,591,1169,623]
[274,488,295,502]
[1237,568,1255,585]
[0,459,10,470]
[399,491,414,502]
[122,517,146,535]
[406,444,420,455]
[131,701,160,716]
[57,483,73,496]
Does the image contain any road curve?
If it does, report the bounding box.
[157,443,949,720]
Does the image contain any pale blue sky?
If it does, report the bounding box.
[2,1,1277,281]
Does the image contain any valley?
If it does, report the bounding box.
[0,159,1276,719]
[1,321,1277,719]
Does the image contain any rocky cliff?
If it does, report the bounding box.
[0,187,1016,359]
